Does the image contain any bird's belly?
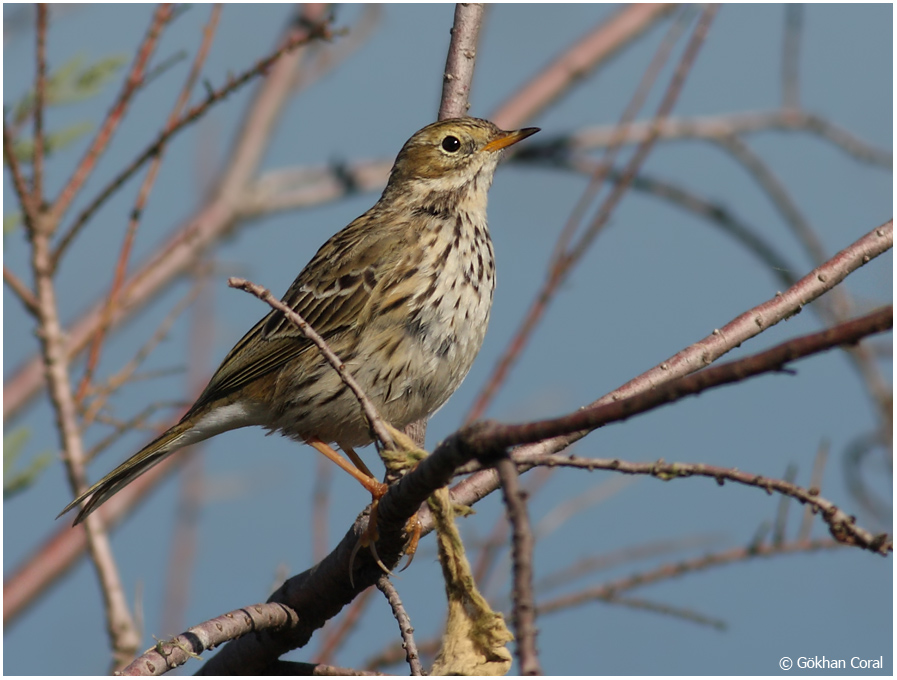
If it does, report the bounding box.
[271,273,493,448]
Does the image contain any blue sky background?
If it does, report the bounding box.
[3,4,892,675]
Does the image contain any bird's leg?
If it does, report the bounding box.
[306,437,387,498]
[306,438,393,579]
[378,423,429,568]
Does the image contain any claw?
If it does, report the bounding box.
[398,513,422,572]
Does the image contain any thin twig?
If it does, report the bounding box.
[532,110,893,168]
[3,117,37,226]
[228,277,396,450]
[495,457,541,675]
[52,7,332,264]
[466,306,893,460]
[81,273,206,428]
[31,3,48,203]
[843,432,891,524]
[74,4,223,403]
[51,3,173,223]
[717,133,828,266]
[28,211,140,668]
[534,534,722,594]
[3,265,40,316]
[491,3,677,129]
[600,595,727,630]
[467,4,720,423]
[438,3,484,121]
[537,539,842,616]
[376,576,424,676]
[513,442,892,556]
[547,7,691,289]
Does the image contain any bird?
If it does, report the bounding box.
[59,117,539,528]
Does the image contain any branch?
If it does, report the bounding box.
[460,306,892,464]
[491,3,677,129]
[438,3,484,120]
[52,8,332,264]
[31,3,48,203]
[3,116,37,227]
[228,277,396,450]
[496,457,541,675]
[51,4,173,222]
[142,306,891,673]
[514,450,891,555]
[3,265,39,316]
[75,5,223,404]
[542,109,892,168]
[376,576,424,676]
[4,7,333,422]
[467,4,720,422]
[537,539,842,616]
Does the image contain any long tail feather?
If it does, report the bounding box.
[57,421,195,525]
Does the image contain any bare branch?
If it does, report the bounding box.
[4,8,334,422]
[492,3,677,129]
[52,6,331,264]
[31,4,48,203]
[438,3,484,120]
[51,4,173,222]
[3,117,37,226]
[537,539,842,616]
[496,457,541,675]
[228,276,396,450]
[74,4,223,404]
[28,210,140,667]
[3,265,39,316]
[376,576,424,676]
[467,5,720,422]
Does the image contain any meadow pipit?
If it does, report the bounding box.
[60,117,539,526]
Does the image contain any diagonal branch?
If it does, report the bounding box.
[228,277,396,450]
[51,4,173,223]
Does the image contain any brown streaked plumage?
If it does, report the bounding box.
[59,117,539,525]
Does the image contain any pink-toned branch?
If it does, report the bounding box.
[491,3,677,129]
[438,3,484,121]
[4,8,333,422]
[29,217,140,668]
[495,457,541,675]
[75,4,223,403]
[467,4,720,423]
[31,4,48,203]
[4,265,39,316]
[51,4,173,223]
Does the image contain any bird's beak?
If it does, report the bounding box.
[483,127,540,152]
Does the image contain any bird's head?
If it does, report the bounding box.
[384,118,539,207]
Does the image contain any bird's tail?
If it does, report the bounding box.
[58,420,199,526]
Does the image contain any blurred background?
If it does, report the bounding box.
[3,4,892,675]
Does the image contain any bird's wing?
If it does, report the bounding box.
[187,211,410,415]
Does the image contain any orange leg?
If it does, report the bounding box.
[307,438,386,498]
[308,437,421,580]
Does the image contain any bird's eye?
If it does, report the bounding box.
[441,135,461,153]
